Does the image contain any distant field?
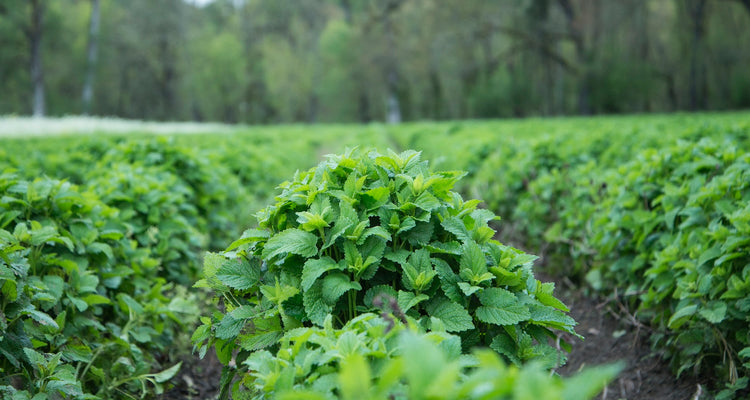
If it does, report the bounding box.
[0,116,239,137]
[2,111,749,399]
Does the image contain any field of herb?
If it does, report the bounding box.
[1,112,749,399]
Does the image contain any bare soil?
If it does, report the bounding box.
[159,350,223,400]
[548,273,705,400]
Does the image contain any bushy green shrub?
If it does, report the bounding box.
[0,173,194,399]
[194,148,579,396]
[87,162,207,285]
[96,137,249,249]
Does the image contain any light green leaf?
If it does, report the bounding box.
[413,191,440,212]
[528,305,578,335]
[339,353,371,400]
[357,226,391,245]
[535,282,569,312]
[433,259,463,303]
[301,257,341,291]
[303,280,333,326]
[239,331,283,352]
[361,187,391,210]
[153,362,182,383]
[459,241,487,279]
[262,228,319,259]
[364,285,398,308]
[260,282,300,305]
[81,294,111,306]
[226,229,269,251]
[457,282,481,297]
[216,258,261,291]
[667,304,697,329]
[426,298,474,332]
[441,217,472,243]
[698,301,727,324]
[26,310,60,330]
[397,291,429,313]
[321,272,361,305]
[476,288,530,326]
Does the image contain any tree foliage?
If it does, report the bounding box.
[1,0,750,121]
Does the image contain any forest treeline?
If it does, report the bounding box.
[1,0,749,123]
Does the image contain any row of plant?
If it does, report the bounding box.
[399,117,750,397]
[3,112,749,398]
[0,172,192,398]
[1,134,623,398]
[0,137,262,398]
[192,148,619,399]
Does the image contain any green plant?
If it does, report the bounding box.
[236,313,619,400]
[0,173,193,399]
[97,137,249,249]
[586,139,750,394]
[194,148,579,396]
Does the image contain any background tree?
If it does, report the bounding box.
[0,0,748,122]
[81,0,100,115]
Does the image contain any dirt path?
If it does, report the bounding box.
[549,274,703,400]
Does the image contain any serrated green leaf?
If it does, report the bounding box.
[413,191,440,212]
[215,314,245,340]
[239,331,284,352]
[490,334,521,365]
[528,305,577,335]
[25,310,59,330]
[459,241,487,280]
[87,242,114,260]
[153,362,182,383]
[364,285,398,308]
[433,258,463,303]
[535,282,569,312]
[698,301,727,323]
[303,280,333,326]
[321,272,361,305]
[441,217,472,243]
[397,291,429,313]
[667,304,697,329]
[217,258,261,291]
[476,288,530,326]
[361,187,391,211]
[424,241,462,255]
[457,282,481,296]
[301,257,341,291]
[226,229,270,251]
[426,298,474,332]
[262,228,319,259]
[357,226,391,245]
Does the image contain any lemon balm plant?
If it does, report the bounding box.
[241,313,618,400]
[194,149,579,395]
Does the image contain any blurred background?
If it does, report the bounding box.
[1,0,749,124]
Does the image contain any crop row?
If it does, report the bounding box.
[1,112,749,398]
[398,114,750,397]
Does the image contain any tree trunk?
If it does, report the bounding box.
[558,0,593,115]
[82,0,100,115]
[29,0,45,117]
[687,0,707,111]
[384,16,401,124]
